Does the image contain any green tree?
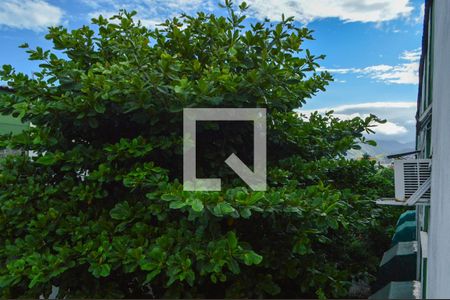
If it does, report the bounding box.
[0,2,399,298]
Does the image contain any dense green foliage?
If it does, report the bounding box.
[0,2,400,298]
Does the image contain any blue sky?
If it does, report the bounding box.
[0,0,425,143]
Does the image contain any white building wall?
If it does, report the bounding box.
[427,1,450,298]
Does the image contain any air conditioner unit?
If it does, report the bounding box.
[394,159,431,204]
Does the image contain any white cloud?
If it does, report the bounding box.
[323,48,421,85]
[305,102,416,112]
[299,101,417,141]
[240,0,414,23]
[82,0,415,26]
[365,62,419,84]
[0,0,64,31]
[86,10,165,28]
[326,112,407,135]
[400,48,421,62]
[373,121,408,135]
[414,3,425,24]
[83,0,215,28]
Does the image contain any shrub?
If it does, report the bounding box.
[0,1,399,298]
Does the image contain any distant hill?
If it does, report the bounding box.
[347,140,415,162]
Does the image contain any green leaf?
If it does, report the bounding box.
[261,279,281,296]
[366,139,377,146]
[99,264,111,277]
[228,47,237,56]
[144,269,161,283]
[94,103,106,114]
[169,200,187,209]
[190,198,204,212]
[212,202,236,216]
[0,275,18,289]
[293,240,309,255]
[36,153,58,165]
[110,201,131,220]
[90,264,111,278]
[161,194,180,201]
[88,118,99,128]
[243,251,263,265]
[28,274,43,288]
[227,231,238,249]
[227,258,240,274]
[240,207,252,218]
